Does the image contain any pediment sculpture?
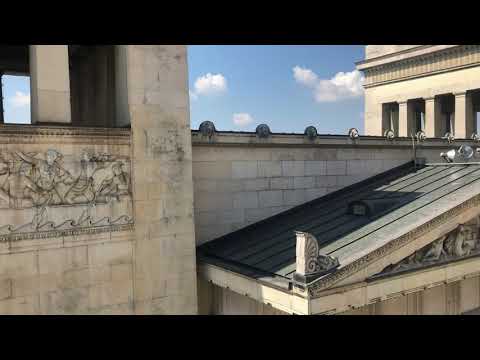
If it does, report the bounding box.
[378,218,480,276]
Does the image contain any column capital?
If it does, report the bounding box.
[424,96,435,101]
[398,100,408,106]
[454,91,467,97]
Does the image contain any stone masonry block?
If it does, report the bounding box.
[283,189,306,206]
[293,177,316,189]
[233,192,259,209]
[232,161,258,179]
[270,177,294,190]
[258,190,283,208]
[258,161,282,178]
[305,161,326,176]
[282,161,305,177]
[326,161,347,175]
[243,178,269,191]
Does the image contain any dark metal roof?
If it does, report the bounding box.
[198,161,480,288]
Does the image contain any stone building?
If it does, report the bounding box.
[357,45,480,139]
[1,45,480,315]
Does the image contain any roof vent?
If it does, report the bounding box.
[347,198,399,217]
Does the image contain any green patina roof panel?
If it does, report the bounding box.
[197,161,480,285]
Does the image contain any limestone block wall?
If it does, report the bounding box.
[192,132,454,245]
[0,126,135,314]
[342,275,480,315]
[125,45,197,315]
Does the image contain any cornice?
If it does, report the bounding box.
[0,125,131,145]
[359,45,480,88]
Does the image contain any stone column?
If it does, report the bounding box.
[398,101,408,137]
[454,91,473,139]
[29,45,71,124]
[425,97,441,138]
[120,45,197,314]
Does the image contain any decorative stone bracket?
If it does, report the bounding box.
[293,231,340,290]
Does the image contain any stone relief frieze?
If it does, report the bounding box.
[0,149,133,241]
[378,218,480,276]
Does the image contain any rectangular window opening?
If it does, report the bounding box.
[1,74,31,124]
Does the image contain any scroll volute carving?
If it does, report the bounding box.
[294,231,340,288]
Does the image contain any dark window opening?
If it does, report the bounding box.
[69,45,117,128]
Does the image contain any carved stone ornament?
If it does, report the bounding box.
[348,128,359,140]
[199,121,216,138]
[0,149,133,241]
[293,231,340,288]
[255,124,271,139]
[384,129,395,141]
[304,126,318,141]
[377,218,480,277]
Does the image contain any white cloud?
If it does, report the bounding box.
[194,73,227,96]
[293,66,318,87]
[232,113,254,127]
[8,91,30,108]
[293,66,364,103]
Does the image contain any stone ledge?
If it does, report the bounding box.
[0,125,131,145]
[192,130,479,149]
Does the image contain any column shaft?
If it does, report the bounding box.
[399,101,408,137]
[29,45,71,124]
[425,97,441,138]
[454,91,473,139]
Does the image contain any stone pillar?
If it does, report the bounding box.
[454,91,474,138]
[120,45,197,314]
[398,101,408,137]
[29,45,71,124]
[425,97,441,138]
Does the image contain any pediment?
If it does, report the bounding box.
[372,217,480,280]
[307,198,480,298]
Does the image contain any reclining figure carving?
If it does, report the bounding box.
[384,221,480,274]
[0,149,131,209]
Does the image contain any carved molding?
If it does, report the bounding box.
[294,231,339,288]
[0,125,131,145]
[0,148,133,241]
[362,45,480,87]
[308,192,480,297]
[377,219,480,276]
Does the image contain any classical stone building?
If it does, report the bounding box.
[357,45,480,139]
[1,45,480,315]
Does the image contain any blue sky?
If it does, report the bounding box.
[188,45,365,134]
[2,75,30,124]
[2,45,366,134]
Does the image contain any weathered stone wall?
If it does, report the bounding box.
[126,45,197,314]
[0,45,198,315]
[0,126,135,314]
[192,132,454,245]
[342,275,480,315]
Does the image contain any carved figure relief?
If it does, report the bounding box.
[0,149,133,241]
[380,218,480,275]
